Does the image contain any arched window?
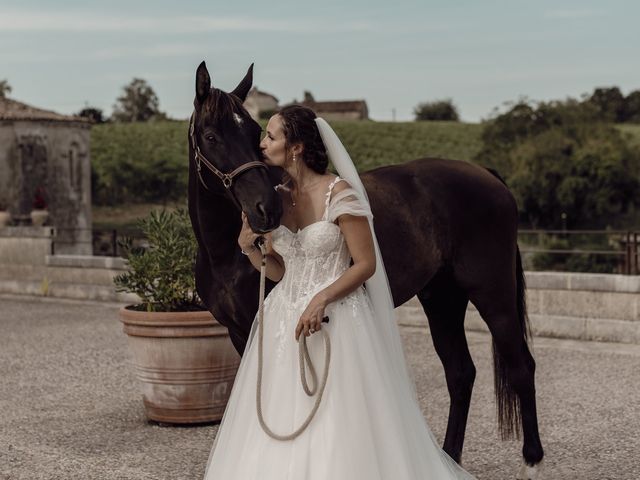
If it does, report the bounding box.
[68,141,81,191]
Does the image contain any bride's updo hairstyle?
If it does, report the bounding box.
[278,105,329,174]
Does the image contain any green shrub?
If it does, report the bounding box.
[414,99,460,121]
[476,99,640,229]
[114,209,202,312]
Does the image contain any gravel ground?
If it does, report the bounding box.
[0,294,638,480]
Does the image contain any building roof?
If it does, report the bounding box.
[0,97,91,124]
[247,87,279,103]
[301,99,368,113]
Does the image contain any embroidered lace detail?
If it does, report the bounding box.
[268,175,374,357]
[321,176,343,221]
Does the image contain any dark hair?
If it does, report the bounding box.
[278,105,329,174]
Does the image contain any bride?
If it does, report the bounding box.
[203,105,475,479]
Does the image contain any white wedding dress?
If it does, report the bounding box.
[204,177,475,479]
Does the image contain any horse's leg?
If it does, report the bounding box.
[417,273,474,464]
[469,277,544,478]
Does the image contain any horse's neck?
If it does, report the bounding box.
[194,194,240,263]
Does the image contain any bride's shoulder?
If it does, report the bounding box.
[330,176,351,194]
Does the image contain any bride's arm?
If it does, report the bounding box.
[317,213,376,305]
[295,180,376,340]
[296,212,375,340]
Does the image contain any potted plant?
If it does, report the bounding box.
[30,186,49,226]
[0,200,10,228]
[115,209,240,424]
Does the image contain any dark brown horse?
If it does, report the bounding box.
[188,62,544,479]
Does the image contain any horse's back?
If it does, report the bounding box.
[360,158,519,303]
[363,157,517,240]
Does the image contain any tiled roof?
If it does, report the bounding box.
[0,97,90,123]
[301,100,367,113]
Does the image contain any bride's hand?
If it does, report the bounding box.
[295,293,328,341]
[238,211,260,253]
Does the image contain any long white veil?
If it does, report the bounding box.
[315,117,475,479]
[314,117,418,397]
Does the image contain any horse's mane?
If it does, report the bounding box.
[202,89,246,126]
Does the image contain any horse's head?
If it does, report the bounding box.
[190,61,282,234]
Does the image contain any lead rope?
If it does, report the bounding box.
[255,240,331,441]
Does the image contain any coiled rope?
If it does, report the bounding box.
[255,240,331,440]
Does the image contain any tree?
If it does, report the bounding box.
[475,98,640,229]
[621,90,640,123]
[414,99,459,121]
[588,87,625,122]
[0,79,11,98]
[77,106,105,124]
[112,78,166,122]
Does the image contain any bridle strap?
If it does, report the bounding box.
[189,112,268,207]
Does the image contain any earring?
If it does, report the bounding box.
[293,154,297,162]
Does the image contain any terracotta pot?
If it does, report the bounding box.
[0,211,10,228]
[118,307,241,424]
[30,209,49,226]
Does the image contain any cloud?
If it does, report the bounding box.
[0,9,372,34]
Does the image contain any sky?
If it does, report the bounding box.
[1,0,638,122]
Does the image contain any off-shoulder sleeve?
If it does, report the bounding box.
[326,181,373,223]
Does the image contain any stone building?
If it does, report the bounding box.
[292,91,369,121]
[0,97,92,254]
[243,87,279,121]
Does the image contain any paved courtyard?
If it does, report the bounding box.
[0,294,638,480]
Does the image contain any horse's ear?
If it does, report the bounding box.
[231,63,254,102]
[195,61,211,105]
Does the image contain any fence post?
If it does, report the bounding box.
[625,231,631,275]
[112,229,117,257]
[632,232,638,275]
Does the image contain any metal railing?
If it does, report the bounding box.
[52,228,144,257]
[48,227,640,274]
[518,229,639,275]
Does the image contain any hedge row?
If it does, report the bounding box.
[90,120,483,205]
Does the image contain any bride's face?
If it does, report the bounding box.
[260,115,291,168]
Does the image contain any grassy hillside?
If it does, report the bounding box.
[91,119,485,227]
[91,120,640,229]
[91,119,484,176]
[323,120,484,171]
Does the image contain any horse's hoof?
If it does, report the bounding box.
[516,459,543,480]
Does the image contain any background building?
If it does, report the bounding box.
[0,97,92,254]
[293,91,369,121]
[243,87,279,121]
[244,88,369,121]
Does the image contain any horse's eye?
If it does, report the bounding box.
[205,135,215,142]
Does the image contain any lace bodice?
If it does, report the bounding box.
[270,176,373,304]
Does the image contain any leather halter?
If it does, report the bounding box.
[189,111,268,209]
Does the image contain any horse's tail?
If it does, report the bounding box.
[493,243,531,441]
[483,167,531,439]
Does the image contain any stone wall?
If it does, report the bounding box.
[0,120,92,254]
[0,228,134,302]
[0,234,638,344]
[398,271,640,344]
